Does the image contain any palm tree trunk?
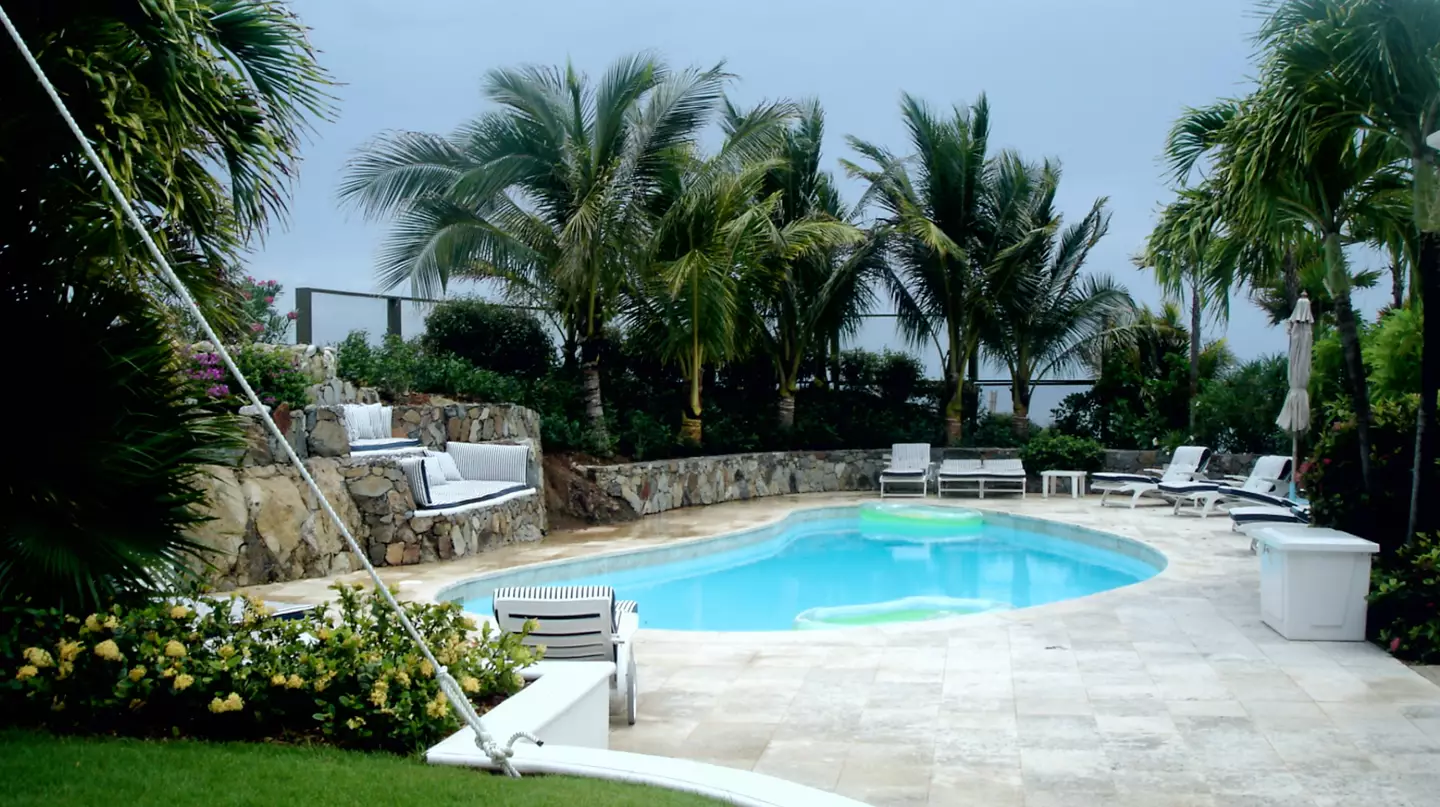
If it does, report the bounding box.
[1408,230,1439,543]
[1188,274,1201,435]
[1283,249,1299,313]
[945,341,966,446]
[681,367,703,444]
[1323,231,1374,498]
[580,346,607,445]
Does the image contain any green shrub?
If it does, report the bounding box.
[1019,432,1107,474]
[1304,395,1418,554]
[1365,306,1422,400]
[965,412,1031,447]
[1,281,243,611]
[1369,532,1440,663]
[336,331,377,387]
[874,351,924,403]
[0,585,536,753]
[1192,354,1289,454]
[421,299,554,379]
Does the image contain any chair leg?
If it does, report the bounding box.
[626,651,637,726]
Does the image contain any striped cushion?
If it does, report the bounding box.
[397,457,432,507]
[447,442,528,484]
[1218,486,1293,508]
[1158,480,1220,495]
[492,585,633,632]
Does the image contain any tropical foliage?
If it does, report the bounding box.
[0,585,535,753]
[0,1,332,607]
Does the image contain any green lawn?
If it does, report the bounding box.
[0,730,722,807]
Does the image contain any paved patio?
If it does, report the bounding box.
[242,493,1440,807]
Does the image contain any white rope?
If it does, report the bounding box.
[0,4,534,776]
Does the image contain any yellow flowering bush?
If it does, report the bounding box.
[0,584,537,753]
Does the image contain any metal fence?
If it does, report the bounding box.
[290,285,1094,406]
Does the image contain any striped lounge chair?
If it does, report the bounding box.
[340,403,423,455]
[1094,446,1211,508]
[1162,455,1292,517]
[492,586,640,725]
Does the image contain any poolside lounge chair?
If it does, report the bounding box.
[1164,455,1292,517]
[937,457,1026,498]
[398,442,534,512]
[1097,446,1211,508]
[341,403,423,455]
[492,586,639,725]
[880,443,933,498]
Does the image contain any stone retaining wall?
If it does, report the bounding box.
[578,447,1272,517]
[579,450,889,516]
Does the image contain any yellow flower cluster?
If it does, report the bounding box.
[129,666,146,682]
[419,659,434,678]
[164,640,186,659]
[15,665,37,681]
[425,693,449,718]
[22,647,53,668]
[314,671,336,692]
[217,645,235,660]
[369,680,388,707]
[208,692,245,714]
[94,640,122,662]
[57,641,83,663]
[345,717,366,730]
[83,614,118,632]
[285,674,304,690]
[173,674,195,691]
[169,605,191,620]
[394,670,411,687]
[270,674,287,687]
[460,676,480,693]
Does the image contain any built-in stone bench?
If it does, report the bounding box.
[187,403,547,589]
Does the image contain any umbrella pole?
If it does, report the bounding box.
[1290,433,1301,500]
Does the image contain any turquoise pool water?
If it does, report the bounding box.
[459,509,1160,631]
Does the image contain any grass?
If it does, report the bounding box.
[0,730,723,807]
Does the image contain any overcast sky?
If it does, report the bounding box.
[252,0,1391,422]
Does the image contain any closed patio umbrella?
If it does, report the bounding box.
[1275,293,1313,499]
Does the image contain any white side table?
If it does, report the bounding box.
[1041,470,1086,499]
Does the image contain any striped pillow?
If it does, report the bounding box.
[429,451,463,481]
[447,442,528,484]
[397,457,431,507]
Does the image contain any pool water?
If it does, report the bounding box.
[461,513,1159,631]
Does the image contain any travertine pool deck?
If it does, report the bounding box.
[241,493,1440,807]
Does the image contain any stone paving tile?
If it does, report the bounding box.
[241,492,1440,807]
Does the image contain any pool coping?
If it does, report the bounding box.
[434,502,1169,637]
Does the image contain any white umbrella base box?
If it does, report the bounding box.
[1253,525,1379,641]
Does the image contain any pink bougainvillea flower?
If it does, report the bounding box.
[1390,637,1401,652]
[241,291,252,300]
[250,322,264,333]
[264,296,275,304]
[286,311,298,321]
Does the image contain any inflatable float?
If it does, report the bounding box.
[858,502,984,537]
[794,596,1012,629]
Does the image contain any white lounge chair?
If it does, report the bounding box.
[936,458,983,497]
[1097,446,1211,508]
[1164,455,1292,517]
[398,442,535,512]
[880,443,933,498]
[492,586,639,725]
[341,403,423,455]
[937,457,1026,498]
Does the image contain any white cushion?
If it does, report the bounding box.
[429,451,463,481]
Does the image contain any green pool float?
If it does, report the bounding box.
[858,502,984,534]
[794,596,1012,630]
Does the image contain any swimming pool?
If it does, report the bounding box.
[450,505,1164,632]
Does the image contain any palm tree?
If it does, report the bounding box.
[623,106,859,443]
[981,190,1132,433]
[1165,82,1411,496]
[1138,184,1239,433]
[340,53,732,444]
[729,101,873,430]
[845,94,1050,444]
[1258,0,1440,538]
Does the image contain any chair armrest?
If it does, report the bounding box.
[1223,475,1248,483]
[615,611,640,644]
